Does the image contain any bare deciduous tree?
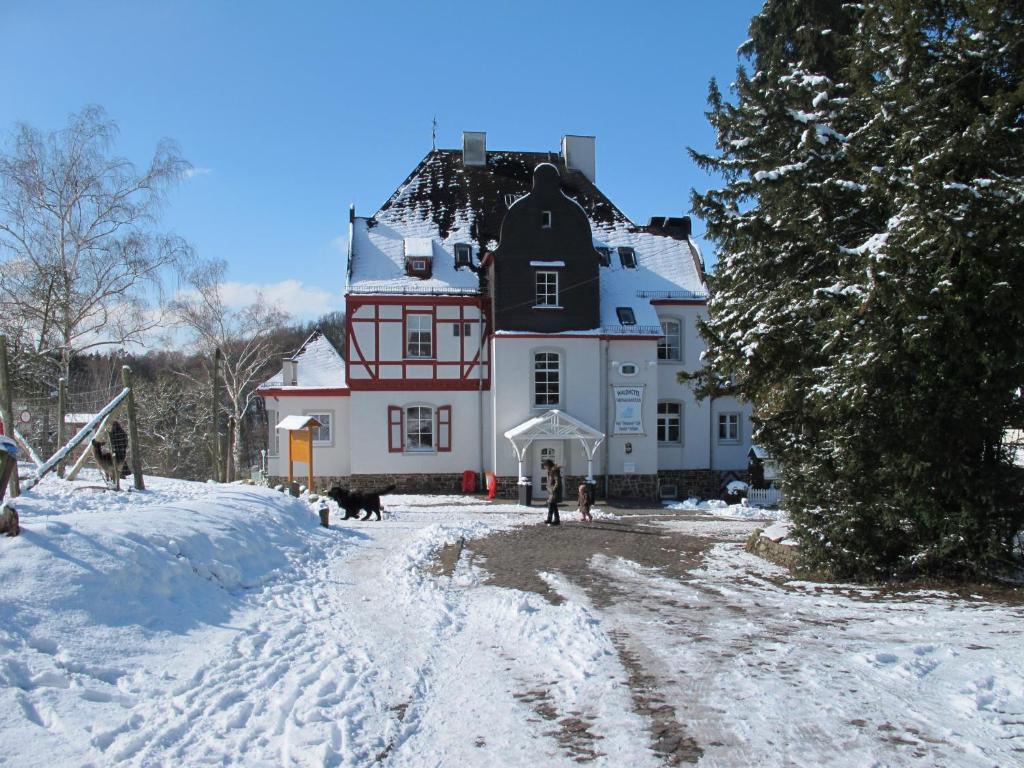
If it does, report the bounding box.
[171,259,290,481]
[0,105,192,382]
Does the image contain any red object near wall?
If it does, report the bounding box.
[461,470,476,494]
[486,472,497,500]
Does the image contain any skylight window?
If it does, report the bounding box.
[618,247,637,268]
[454,243,472,268]
[616,307,636,325]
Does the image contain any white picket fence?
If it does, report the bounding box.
[748,486,783,508]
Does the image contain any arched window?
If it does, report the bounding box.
[533,351,561,407]
[658,318,682,361]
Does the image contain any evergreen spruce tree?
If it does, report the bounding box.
[693,0,1024,578]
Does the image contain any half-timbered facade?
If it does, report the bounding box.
[261,133,752,499]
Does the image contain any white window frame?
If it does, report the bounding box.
[411,258,427,271]
[657,401,682,444]
[541,210,552,228]
[404,404,435,453]
[303,410,334,447]
[658,318,682,362]
[267,407,279,456]
[533,350,562,409]
[718,412,740,444]
[406,313,433,359]
[535,270,559,308]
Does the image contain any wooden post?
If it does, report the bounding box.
[307,425,314,491]
[227,414,237,482]
[56,378,67,477]
[212,348,221,482]
[0,335,19,497]
[121,366,145,490]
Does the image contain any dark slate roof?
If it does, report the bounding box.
[347,147,708,307]
[374,149,631,246]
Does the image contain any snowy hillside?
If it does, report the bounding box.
[2,474,1022,767]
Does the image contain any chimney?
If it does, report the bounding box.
[282,359,298,386]
[561,135,596,183]
[646,214,691,240]
[463,131,486,166]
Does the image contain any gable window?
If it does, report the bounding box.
[535,271,559,307]
[541,210,552,228]
[618,246,637,268]
[658,318,682,361]
[406,313,433,358]
[718,413,740,443]
[454,243,472,268]
[387,405,452,453]
[595,246,611,266]
[304,411,333,446]
[533,352,560,407]
[657,402,682,443]
[616,307,636,325]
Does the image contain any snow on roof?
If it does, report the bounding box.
[404,237,433,258]
[261,330,347,390]
[347,147,708,305]
[276,415,322,431]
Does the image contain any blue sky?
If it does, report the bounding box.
[1,0,762,320]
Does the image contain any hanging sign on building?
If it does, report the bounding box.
[612,384,645,434]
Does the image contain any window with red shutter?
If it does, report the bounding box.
[388,406,403,453]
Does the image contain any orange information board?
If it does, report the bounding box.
[279,417,320,490]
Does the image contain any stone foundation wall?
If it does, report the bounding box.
[269,474,469,495]
[268,470,738,502]
[606,474,660,501]
[655,470,731,501]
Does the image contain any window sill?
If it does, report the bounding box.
[532,305,564,310]
[718,440,740,446]
[404,449,437,455]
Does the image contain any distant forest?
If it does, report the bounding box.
[6,312,345,483]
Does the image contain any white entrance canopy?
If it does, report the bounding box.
[503,409,605,484]
[276,415,322,431]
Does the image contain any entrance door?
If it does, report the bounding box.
[533,441,561,497]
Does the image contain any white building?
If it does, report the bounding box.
[259,133,752,499]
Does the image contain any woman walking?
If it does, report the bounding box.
[542,459,562,526]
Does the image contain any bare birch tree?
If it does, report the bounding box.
[170,259,290,480]
[0,105,192,383]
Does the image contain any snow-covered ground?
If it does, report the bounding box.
[1,474,1021,766]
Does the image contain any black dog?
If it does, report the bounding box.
[325,484,396,521]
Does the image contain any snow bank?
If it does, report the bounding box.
[663,496,786,521]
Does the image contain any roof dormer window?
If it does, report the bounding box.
[541,210,552,229]
[616,307,636,325]
[618,246,637,268]
[595,246,611,267]
[404,237,433,278]
[454,243,472,268]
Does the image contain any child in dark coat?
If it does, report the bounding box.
[542,459,561,525]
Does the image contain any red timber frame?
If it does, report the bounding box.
[346,295,491,391]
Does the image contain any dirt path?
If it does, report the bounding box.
[464,505,750,765]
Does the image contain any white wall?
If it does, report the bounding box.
[605,338,659,476]
[348,389,484,475]
[489,335,606,478]
[265,394,351,479]
[652,303,753,472]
